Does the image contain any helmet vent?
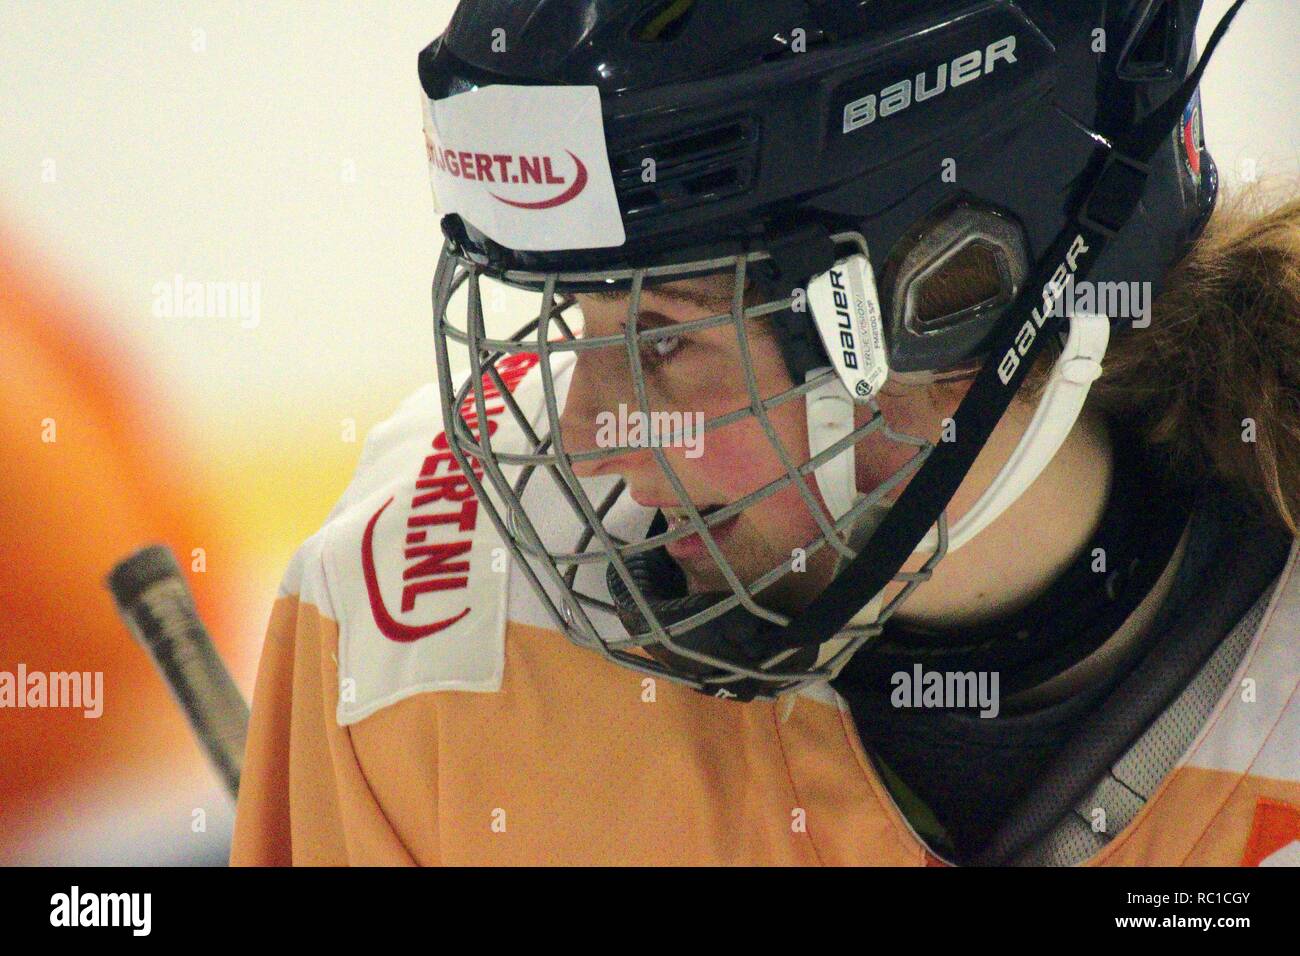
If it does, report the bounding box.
[1119,0,1179,80]
[611,118,759,219]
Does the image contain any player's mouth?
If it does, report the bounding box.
[661,504,741,562]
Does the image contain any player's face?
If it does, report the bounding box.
[561,272,966,614]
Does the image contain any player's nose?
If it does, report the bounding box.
[558,353,653,479]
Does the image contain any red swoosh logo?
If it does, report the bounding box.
[362,497,470,642]
[490,150,588,209]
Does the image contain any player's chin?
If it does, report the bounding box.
[670,530,758,595]
[675,525,814,605]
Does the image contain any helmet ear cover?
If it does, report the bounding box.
[764,205,1029,389]
[883,203,1031,371]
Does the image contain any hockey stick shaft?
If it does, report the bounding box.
[106,545,249,801]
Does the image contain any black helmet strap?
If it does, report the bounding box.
[770,0,1251,656]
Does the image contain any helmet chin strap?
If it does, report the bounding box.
[917,310,1110,553]
[803,369,889,667]
[804,309,1110,564]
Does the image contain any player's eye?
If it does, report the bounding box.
[653,334,682,357]
[639,332,683,366]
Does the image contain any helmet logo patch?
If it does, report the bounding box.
[808,253,890,401]
[422,85,625,251]
[1181,89,1204,180]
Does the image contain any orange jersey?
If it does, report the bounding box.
[231,359,1300,866]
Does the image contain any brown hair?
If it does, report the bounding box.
[1022,186,1300,534]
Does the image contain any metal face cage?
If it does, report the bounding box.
[430,233,953,701]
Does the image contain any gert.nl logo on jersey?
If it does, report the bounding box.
[427,135,590,210]
[361,353,540,642]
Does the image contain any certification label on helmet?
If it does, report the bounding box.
[422,85,626,252]
[808,253,889,401]
[1180,88,1204,181]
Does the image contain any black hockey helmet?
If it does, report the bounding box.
[421,0,1219,374]
[420,1,1249,701]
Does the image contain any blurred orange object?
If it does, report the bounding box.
[0,219,251,863]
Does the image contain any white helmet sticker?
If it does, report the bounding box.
[807,253,890,401]
[422,85,626,252]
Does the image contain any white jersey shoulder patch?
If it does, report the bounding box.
[311,352,560,726]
